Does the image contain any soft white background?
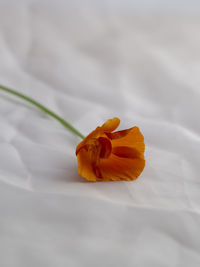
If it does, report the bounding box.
[0,0,200,266]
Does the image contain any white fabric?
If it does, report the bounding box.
[0,1,200,266]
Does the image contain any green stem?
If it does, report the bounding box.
[0,84,85,139]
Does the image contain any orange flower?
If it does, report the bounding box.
[76,118,145,182]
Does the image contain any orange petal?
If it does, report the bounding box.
[76,149,97,181]
[111,126,145,157]
[76,145,88,156]
[99,154,145,181]
[112,146,141,159]
[105,127,133,140]
[101,117,120,132]
[92,163,103,179]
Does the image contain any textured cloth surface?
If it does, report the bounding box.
[0,1,200,266]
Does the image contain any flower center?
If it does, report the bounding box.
[97,137,112,159]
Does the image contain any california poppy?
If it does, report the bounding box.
[0,86,145,182]
[76,117,145,181]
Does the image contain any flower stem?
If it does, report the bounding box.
[0,84,85,139]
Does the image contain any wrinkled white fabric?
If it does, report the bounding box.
[0,1,200,266]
